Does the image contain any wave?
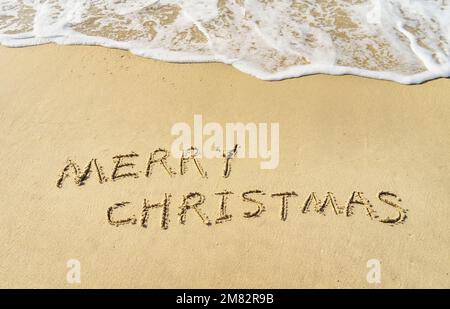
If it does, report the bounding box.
[1,0,449,83]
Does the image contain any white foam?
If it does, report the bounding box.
[0,0,449,83]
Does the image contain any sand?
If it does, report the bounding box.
[0,44,449,288]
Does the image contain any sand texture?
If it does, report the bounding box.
[0,44,449,288]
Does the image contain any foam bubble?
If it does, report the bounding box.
[1,0,449,83]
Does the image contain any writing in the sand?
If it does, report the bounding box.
[56,146,408,228]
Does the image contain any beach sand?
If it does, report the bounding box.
[0,44,449,288]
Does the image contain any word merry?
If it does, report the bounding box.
[56,148,237,188]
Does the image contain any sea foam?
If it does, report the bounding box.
[1,0,449,83]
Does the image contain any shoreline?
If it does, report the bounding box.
[2,42,450,84]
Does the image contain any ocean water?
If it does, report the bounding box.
[0,0,449,83]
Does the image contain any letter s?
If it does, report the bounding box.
[378,191,407,224]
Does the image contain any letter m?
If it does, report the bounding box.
[56,159,106,188]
